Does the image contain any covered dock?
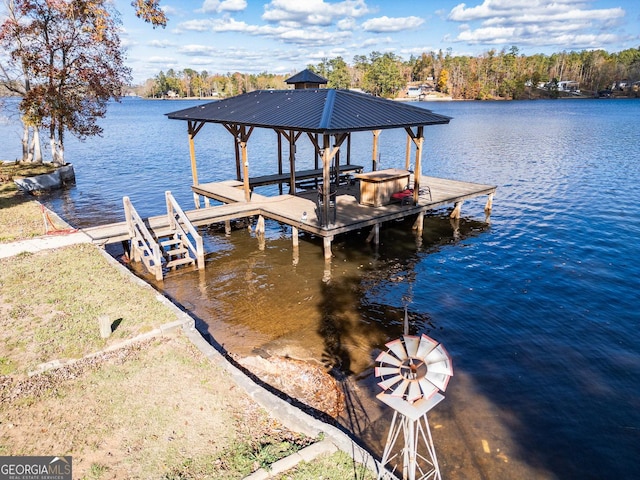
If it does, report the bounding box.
[163,71,496,260]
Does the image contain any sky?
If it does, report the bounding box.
[117,0,640,83]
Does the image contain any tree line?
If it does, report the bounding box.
[140,46,640,100]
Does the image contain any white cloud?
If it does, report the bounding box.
[447,0,626,49]
[201,0,248,14]
[175,19,216,32]
[148,39,175,48]
[161,5,180,16]
[362,16,424,33]
[337,17,356,31]
[262,0,371,27]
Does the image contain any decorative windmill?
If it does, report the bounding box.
[375,317,453,480]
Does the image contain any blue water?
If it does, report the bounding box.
[2,97,639,478]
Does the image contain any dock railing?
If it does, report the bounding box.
[165,191,205,270]
[123,196,163,281]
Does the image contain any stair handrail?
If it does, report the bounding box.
[123,196,163,281]
[165,191,205,270]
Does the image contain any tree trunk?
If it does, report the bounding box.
[22,123,30,162]
[31,127,43,163]
[50,124,65,165]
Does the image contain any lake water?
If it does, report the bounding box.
[2,97,639,479]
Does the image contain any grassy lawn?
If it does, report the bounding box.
[0,244,179,374]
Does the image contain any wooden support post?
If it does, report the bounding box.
[323,236,332,260]
[405,134,412,170]
[289,131,298,195]
[187,120,204,209]
[413,126,424,204]
[225,220,231,236]
[322,135,331,227]
[277,131,283,195]
[372,130,381,171]
[485,193,494,212]
[241,140,250,202]
[256,215,265,234]
[451,200,464,219]
[292,226,299,266]
[366,223,380,245]
[412,211,424,235]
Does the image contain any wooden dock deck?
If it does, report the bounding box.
[83,175,496,253]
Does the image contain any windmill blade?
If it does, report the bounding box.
[426,371,452,392]
[378,374,403,391]
[406,380,423,403]
[375,366,402,378]
[427,359,453,376]
[403,335,420,357]
[375,350,403,367]
[425,344,451,365]
[416,334,438,359]
[391,379,410,398]
[418,378,439,399]
[386,338,408,360]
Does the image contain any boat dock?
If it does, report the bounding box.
[83,175,495,262]
[83,81,497,278]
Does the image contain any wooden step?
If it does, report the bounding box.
[165,257,195,269]
[164,247,189,257]
[160,238,182,248]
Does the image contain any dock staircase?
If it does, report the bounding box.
[123,191,205,281]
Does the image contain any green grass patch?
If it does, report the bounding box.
[0,244,178,372]
[272,450,377,479]
[163,433,315,480]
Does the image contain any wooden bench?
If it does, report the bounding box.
[249,165,363,188]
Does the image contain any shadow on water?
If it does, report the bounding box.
[311,213,492,456]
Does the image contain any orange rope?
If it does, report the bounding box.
[41,204,78,235]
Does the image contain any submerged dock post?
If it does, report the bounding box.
[323,236,332,260]
[485,193,494,212]
[413,211,425,236]
[450,200,464,219]
[255,215,265,234]
[366,223,380,246]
